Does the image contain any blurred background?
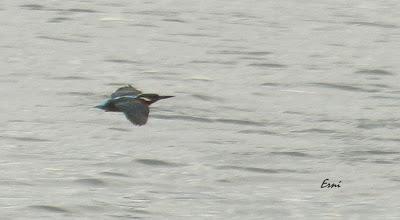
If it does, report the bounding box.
[1,0,399,219]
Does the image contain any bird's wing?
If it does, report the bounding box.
[111,85,142,98]
[114,99,149,125]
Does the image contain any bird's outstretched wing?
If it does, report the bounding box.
[111,85,142,98]
[114,99,149,125]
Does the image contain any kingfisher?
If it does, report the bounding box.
[95,85,173,126]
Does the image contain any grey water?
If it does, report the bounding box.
[1,0,400,219]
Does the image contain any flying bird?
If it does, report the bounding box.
[95,85,173,125]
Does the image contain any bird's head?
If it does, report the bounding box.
[138,94,174,105]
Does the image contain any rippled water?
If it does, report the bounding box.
[1,0,399,219]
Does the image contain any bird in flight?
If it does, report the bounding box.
[95,85,173,125]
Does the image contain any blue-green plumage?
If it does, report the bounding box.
[95,85,173,126]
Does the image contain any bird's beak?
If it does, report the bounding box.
[158,96,174,100]
[94,105,103,109]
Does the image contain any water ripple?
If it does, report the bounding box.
[1,135,51,142]
[208,50,272,56]
[190,60,237,65]
[75,178,107,186]
[216,165,305,174]
[371,137,400,142]
[100,171,130,177]
[270,151,311,157]
[373,160,394,164]
[215,119,265,127]
[347,150,399,156]
[51,76,92,80]
[152,114,214,123]
[345,21,398,29]
[367,84,391,89]
[29,205,71,213]
[67,8,99,13]
[357,119,400,129]
[20,4,44,10]
[291,128,338,134]
[135,10,178,17]
[248,63,287,68]
[38,35,89,43]
[108,127,131,132]
[57,91,97,97]
[309,83,380,93]
[355,69,394,76]
[191,94,224,102]
[238,129,279,135]
[104,59,139,64]
[152,114,266,127]
[169,33,218,38]
[130,23,158,27]
[20,5,99,13]
[48,17,73,23]
[260,82,282,87]
[163,18,186,23]
[135,159,184,167]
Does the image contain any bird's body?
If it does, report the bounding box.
[95,85,173,125]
